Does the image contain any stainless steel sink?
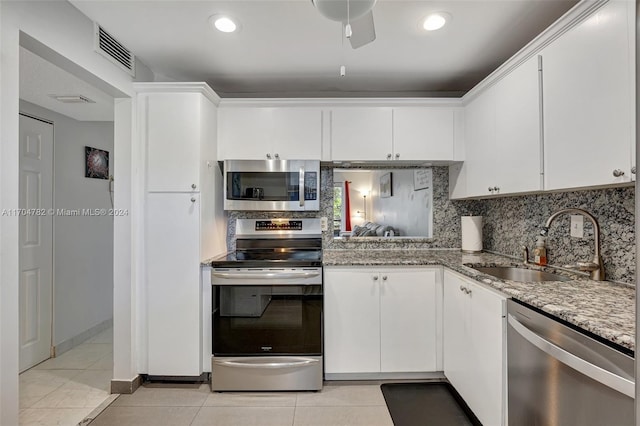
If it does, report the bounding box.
[472,266,571,282]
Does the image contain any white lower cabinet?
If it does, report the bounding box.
[146,192,201,376]
[443,269,506,426]
[324,266,440,375]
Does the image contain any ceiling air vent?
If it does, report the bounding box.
[94,23,136,77]
[49,95,96,104]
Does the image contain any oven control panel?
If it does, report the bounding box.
[255,220,303,231]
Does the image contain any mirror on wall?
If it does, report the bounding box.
[333,168,433,238]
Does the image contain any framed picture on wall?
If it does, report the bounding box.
[380,172,392,198]
[85,146,109,179]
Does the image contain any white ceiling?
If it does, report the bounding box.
[20,47,115,121]
[70,0,578,98]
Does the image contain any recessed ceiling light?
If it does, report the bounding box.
[422,13,450,31]
[209,15,239,33]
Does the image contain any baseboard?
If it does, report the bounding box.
[324,372,446,381]
[110,375,142,394]
[53,318,112,356]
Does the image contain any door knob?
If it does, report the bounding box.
[613,169,625,177]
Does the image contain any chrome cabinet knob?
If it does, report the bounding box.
[459,285,465,292]
[275,153,280,159]
[191,184,197,189]
[632,166,636,175]
[613,169,625,177]
[488,187,494,193]
[266,153,272,159]
[467,289,472,295]
[190,197,196,203]
[395,153,400,159]
[373,276,379,281]
[493,186,500,192]
[382,276,388,281]
[387,154,392,160]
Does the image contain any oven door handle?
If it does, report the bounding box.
[212,271,320,280]
[213,358,320,369]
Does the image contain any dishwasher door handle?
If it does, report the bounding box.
[508,314,635,398]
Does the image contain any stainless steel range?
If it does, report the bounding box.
[210,218,323,391]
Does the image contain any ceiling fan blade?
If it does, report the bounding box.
[346,11,376,49]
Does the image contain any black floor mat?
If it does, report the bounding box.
[380,382,482,426]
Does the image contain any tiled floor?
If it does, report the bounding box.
[91,383,394,426]
[19,328,115,426]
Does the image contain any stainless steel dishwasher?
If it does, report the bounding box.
[507,299,634,426]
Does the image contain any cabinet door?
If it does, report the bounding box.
[217,107,274,160]
[146,192,201,375]
[467,281,506,426]
[330,108,392,161]
[324,268,381,373]
[380,268,438,372]
[463,87,497,197]
[146,93,201,192]
[542,1,633,190]
[443,271,472,398]
[493,55,542,194]
[393,108,455,161]
[272,108,322,159]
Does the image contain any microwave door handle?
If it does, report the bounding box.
[299,166,305,207]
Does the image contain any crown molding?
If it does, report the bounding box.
[132,82,221,105]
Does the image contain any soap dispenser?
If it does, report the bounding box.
[533,236,547,266]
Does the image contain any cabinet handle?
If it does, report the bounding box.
[191,184,197,189]
[466,288,472,295]
[613,169,625,177]
[190,197,196,203]
[373,276,379,281]
[275,153,280,159]
[266,153,272,159]
[459,285,465,292]
[395,153,400,160]
[632,166,636,175]
[386,154,392,160]
[488,187,494,193]
[493,186,500,192]
[382,276,388,281]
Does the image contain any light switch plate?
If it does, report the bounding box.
[570,215,584,238]
[320,217,328,231]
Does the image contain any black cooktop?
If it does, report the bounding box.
[210,249,323,268]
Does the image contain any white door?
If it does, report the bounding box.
[19,114,53,372]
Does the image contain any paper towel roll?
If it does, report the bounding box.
[461,216,483,253]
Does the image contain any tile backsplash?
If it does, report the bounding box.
[225,165,635,285]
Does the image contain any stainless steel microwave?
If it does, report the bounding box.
[223,160,320,211]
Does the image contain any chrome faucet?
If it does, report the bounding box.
[540,208,604,281]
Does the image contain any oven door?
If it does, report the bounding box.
[210,267,323,390]
[211,268,322,356]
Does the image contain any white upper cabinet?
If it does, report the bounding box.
[145,92,202,192]
[458,55,541,198]
[217,107,322,160]
[330,108,393,161]
[393,107,455,161]
[542,0,634,190]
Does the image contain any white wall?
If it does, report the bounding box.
[1,2,144,424]
[371,169,432,237]
[20,100,114,347]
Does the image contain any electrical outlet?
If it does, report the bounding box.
[570,215,584,238]
[320,217,328,231]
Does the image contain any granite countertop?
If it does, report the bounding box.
[323,249,636,353]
